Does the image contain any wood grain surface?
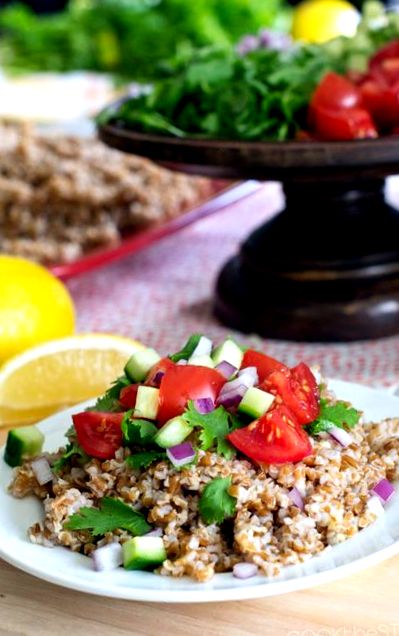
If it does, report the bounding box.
[0,434,397,635]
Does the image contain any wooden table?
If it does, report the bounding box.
[0,432,398,636]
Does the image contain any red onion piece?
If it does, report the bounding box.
[177,359,188,366]
[146,527,163,538]
[288,487,304,510]
[92,543,123,572]
[329,426,353,447]
[217,384,248,409]
[233,562,258,579]
[215,360,237,379]
[238,366,258,386]
[194,397,215,414]
[371,478,395,504]
[166,442,196,467]
[153,371,165,386]
[31,457,53,485]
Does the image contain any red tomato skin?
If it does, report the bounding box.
[73,411,124,459]
[241,349,289,383]
[309,104,378,141]
[157,365,225,424]
[262,363,319,426]
[360,80,399,130]
[227,405,312,465]
[119,384,140,409]
[370,40,399,80]
[145,358,175,387]
[311,72,362,111]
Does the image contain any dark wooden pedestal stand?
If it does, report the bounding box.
[99,121,399,342]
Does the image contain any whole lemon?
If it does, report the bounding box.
[0,256,75,364]
[292,0,360,43]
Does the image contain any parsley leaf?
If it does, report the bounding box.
[88,375,130,413]
[126,451,166,470]
[64,497,151,536]
[306,399,361,436]
[52,441,88,473]
[183,401,237,460]
[121,413,158,447]
[169,334,202,362]
[199,477,237,525]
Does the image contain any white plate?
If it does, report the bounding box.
[1,379,399,603]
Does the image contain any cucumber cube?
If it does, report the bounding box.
[134,386,160,420]
[212,338,243,370]
[188,354,215,368]
[238,387,275,419]
[154,416,192,449]
[123,536,166,571]
[4,426,45,467]
[124,348,161,382]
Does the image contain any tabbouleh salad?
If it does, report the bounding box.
[6,335,398,581]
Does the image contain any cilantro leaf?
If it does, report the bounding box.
[88,375,130,413]
[199,477,237,525]
[169,334,202,362]
[52,441,88,473]
[64,497,151,536]
[183,401,237,460]
[121,413,158,447]
[126,451,166,470]
[306,399,361,436]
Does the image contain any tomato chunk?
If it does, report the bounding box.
[309,104,378,141]
[145,357,175,387]
[157,365,225,424]
[360,79,399,130]
[73,411,124,459]
[227,405,312,465]
[262,363,319,425]
[311,72,362,111]
[241,349,289,383]
[119,384,140,409]
[370,40,399,83]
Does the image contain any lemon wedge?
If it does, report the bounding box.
[0,334,144,427]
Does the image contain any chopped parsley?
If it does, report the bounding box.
[89,375,130,412]
[199,477,237,525]
[183,401,239,460]
[64,497,151,536]
[126,451,166,470]
[306,399,361,436]
[121,413,158,447]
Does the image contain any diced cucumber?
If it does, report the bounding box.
[212,338,243,370]
[4,426,45,468]
[238,387,275,419]
[134,386,160,420]
[170,334,202,362]
[123,536,166,571]
[154,416,192,449]
[188,354,215,368]
[124,348,161,382]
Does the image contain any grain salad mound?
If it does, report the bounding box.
[9,417,399,582]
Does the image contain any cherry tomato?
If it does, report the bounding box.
[73,411,124,459]
[119,384,140,409]
[262,363,319,425]
[309,104,378,141]
[241,349,289,384]
[227,405,312,465]
[370,40,399,84]
[145,358,175,387]
[157,365,225,424]
[311,72,362,111]
[360,80,399,130]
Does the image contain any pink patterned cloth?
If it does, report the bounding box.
[68,182,399,389]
